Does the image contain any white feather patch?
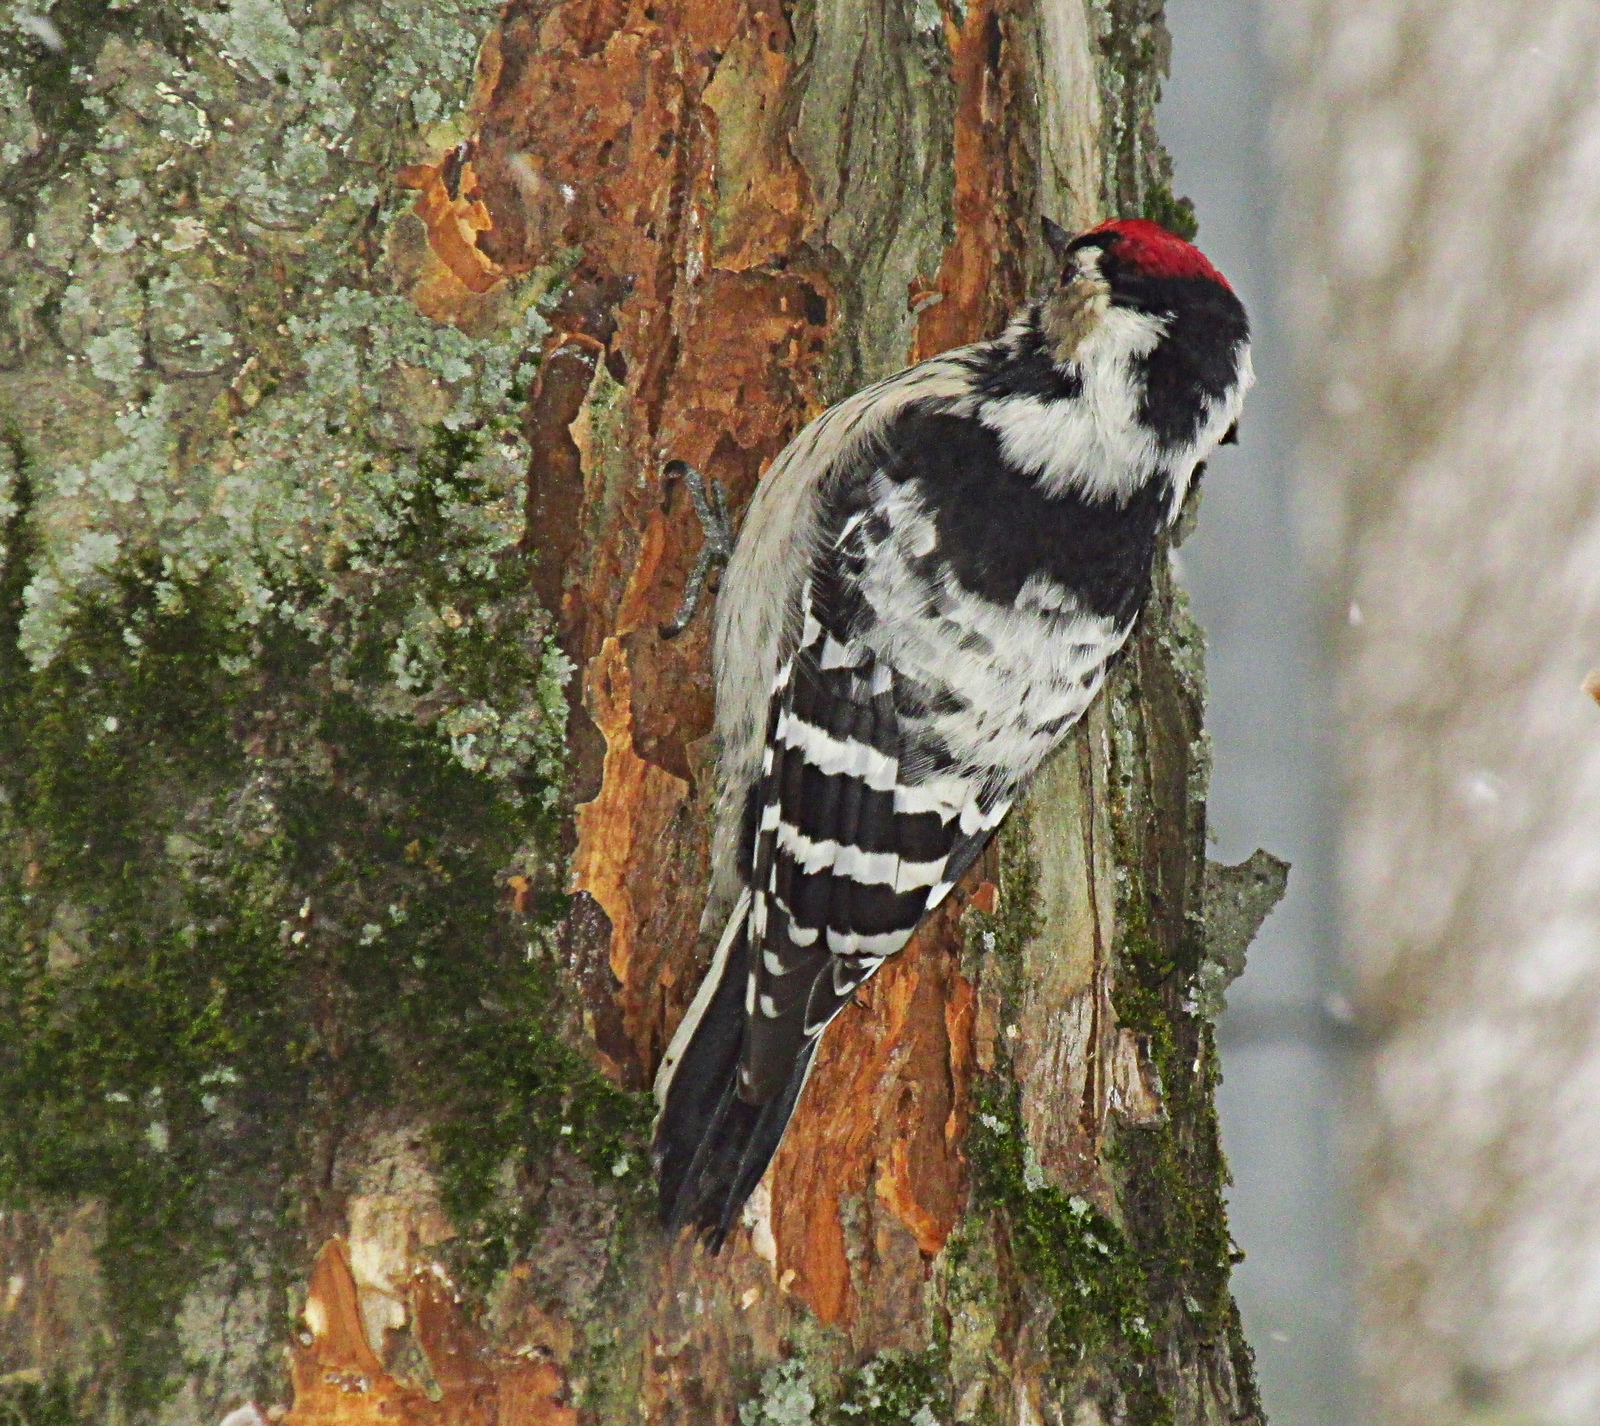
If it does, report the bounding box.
[983,306,1166,502]
[774,821,947,891]
[820,635,865,670]
[959,797,1012,838]
[773,709,899,788]
[825,926,909,958]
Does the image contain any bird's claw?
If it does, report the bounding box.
[659,460,735,639]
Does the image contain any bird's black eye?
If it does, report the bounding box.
[1221,421,1239,445]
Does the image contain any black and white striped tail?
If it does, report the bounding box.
[653,892,816,1249]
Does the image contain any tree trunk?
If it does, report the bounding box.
[0,2,1273,1423]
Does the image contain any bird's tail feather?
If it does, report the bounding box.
[653,907,815,1251]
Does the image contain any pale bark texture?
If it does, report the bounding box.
[1274,2,1600,1422]
[0,2,1268,1423]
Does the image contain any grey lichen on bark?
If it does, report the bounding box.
[787,0,957,397]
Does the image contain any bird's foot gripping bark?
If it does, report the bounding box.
[659,460,735,639]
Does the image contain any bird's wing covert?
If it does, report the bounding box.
[736,513,1002,1102]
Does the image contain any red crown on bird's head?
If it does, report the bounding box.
[1090,218,1232,292]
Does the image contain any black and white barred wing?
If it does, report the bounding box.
[737,568,1006,1104]
[653,536,1008,1245]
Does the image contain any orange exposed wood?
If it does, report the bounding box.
[460,0,833,1114]
[500,1361,579,1426]
[396,156,505,297]
[283,1241,577,1424]
[910,0,1030,364]
[697,5,811,270]
[767,887,979,1328]
[571,635,691,1065]
[448,0,1042,1350]
[319,0,1130,1406]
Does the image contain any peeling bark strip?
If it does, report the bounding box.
[458,0,1033,1337]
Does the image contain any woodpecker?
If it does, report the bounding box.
[653,216,1252,1248]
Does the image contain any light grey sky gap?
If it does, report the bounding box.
[1160,2,1356,1421]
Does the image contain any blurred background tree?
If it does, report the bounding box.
[1167,1,1600,1424]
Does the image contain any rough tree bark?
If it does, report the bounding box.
[0,2,1277,1423]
